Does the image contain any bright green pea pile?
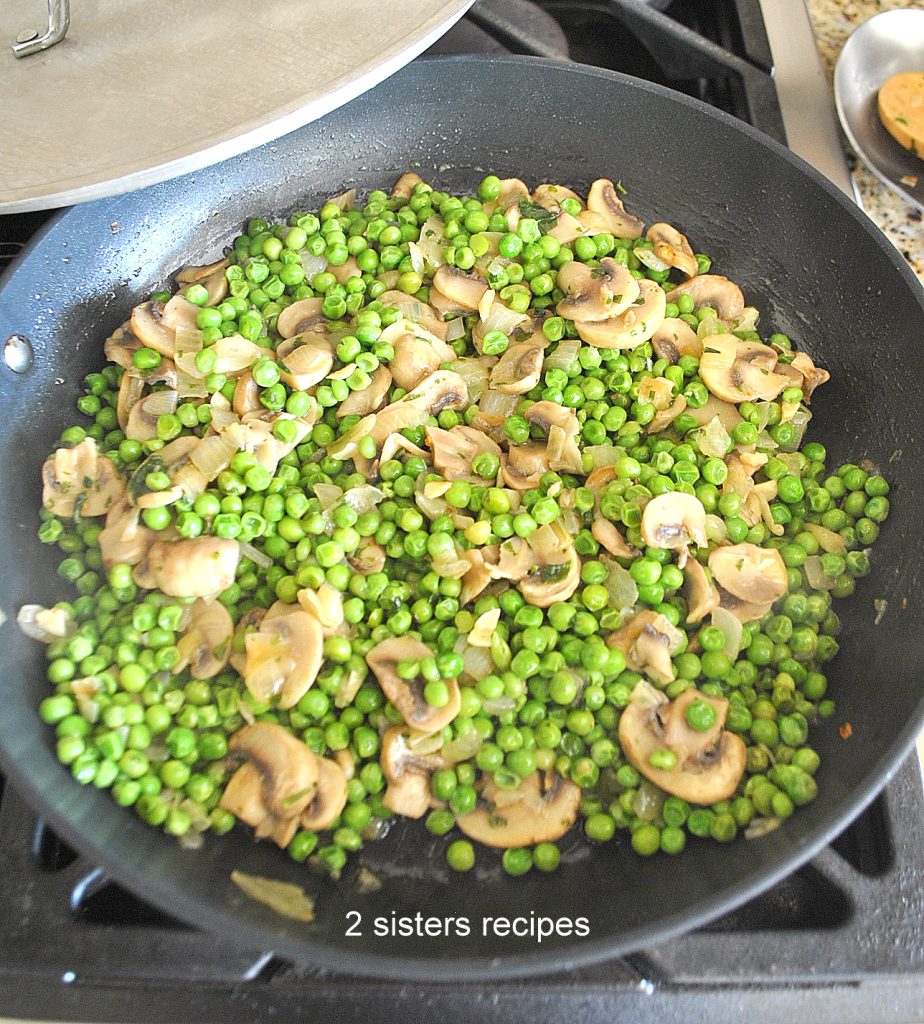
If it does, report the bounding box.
[34,173,890,878]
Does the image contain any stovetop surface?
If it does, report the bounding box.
[2,1,923,1020]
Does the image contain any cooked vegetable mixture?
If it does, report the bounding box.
[22,173,891,877]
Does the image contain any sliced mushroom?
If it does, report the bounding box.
[456,770,580,848]
[531,182,584,211]
[651,317,703,363]
[646,222,698,278]
[641,491,708,554]
[432,266,489,312]
[42,438,124,518]
[592,516,638,559]
[104,322,142,369]
[501,442,549,491]
[336,365,392,419]
[175,599,234,679]
[574,278,666,349]
[683,557,720,624]
[586,178,645,239]
[380,726,447,818]
[699,334,790,404]
[347,536,387,576]
[276,334,334,390]
[708,543,788,605]
[392,171,423,199]
[244,608,324,710]
[666,275,745,320]
[130,301,176,357]
[376,290,450,341]
[639,375,688,433]
[489,342,544,394]
[523,401,583,474]
[127,435,202,509]
[98,496,160,569]
[401,368,469,416]
[618,686,746,805]
[717,587,775,624]
[788,350,830,401]
[277,298,325,340]
[390,331,455,391]
[518,522,581,607]
[232,372,262,416]
[296,582,345,636]
[484,177,529,215]
[555,258,639,322]
[133,537,240,598]
[299,756,349,831]
[176,259,229,305]
[427,424,502,483]
[546,208,611,244]
[367,637,461,733]
[606,610,684,684]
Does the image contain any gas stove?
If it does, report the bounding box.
[2,1,922,1021]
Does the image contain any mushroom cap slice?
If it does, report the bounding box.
[456,770,581,848]
[651,317,703,363]
[666,275,745,320]
[683,557,720,624]
[299,757,349,832]
[277,335,334,391]
[225,722,321,819]
[432,266,489,312]
[244,609,324,710]
[641,492,708,551]
[232,372,262,417]
[134,536,240,598]
[366,636,461,733]
[709,543,788,605]
[607,610,684,684]
[646,222,698,278]
[574,278,666,350]
[42,438,124,518]
[618,687,746,805]
[517,523,582,607]
[789,350,831,401]
[592,517,638,559]
[98,496,159,569]
[501,442,549,491]
[105,322,142,369]
[428,424,502,483]
[336,364,392,419]
[531,182,584,211]
[489,342,544,394]
[376,290,450,341]
[390,332,455,391]
[276,298,325,340]
[175,599,234,679]
[699,334,791,404]
[380,726,447,819]
[586,179,645,239]
[402,369,469,416]
[555,258,639,322]
[130,301,176,357]
[525,401,583,474]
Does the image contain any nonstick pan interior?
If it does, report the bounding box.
[1,57,922,980]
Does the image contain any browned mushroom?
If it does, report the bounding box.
[618,685,746,805]
[606,610,684,684]
[586,178,645,239]
[592,516,638,559]
[347,537,387,576]
[666,275,745,321]
[176,258,229,305]
[336,364,392,419]
[699,334,791,404]
[296,582,344,636]
[367,636,461,733]
[524,401,583,474]
[97,496,160,569]
[651,317,703,363]
[389,331,456,391]
[392,171,423,199]
[646,223,698,278]
[517,522,581,607]
[432,266,489,312]
[788,350,831,400]
[232,372,262,417]
[456,770,581,848]
[42,438,125,519]
[555,258,639,322]
[531,183,584,211]
[299,756,349,831]
[489,342,545,394]
[133,536,240,598]
[574,278,666,349]
[104,322,142,369]
[243,608,324,710]
[683,557,720,624]
[501,442,549,491]
[175,599,234,679]
[641,492,708,554]
[277,298,325,340]
[708,543,788,605]
[427,424,502,483]
[380,726,447,818]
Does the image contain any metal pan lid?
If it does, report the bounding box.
[0,0,473,213]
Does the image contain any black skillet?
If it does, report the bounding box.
[1,57,922,980]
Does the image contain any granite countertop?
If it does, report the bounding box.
[807,0,924,281]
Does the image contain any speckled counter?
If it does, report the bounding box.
[807,0,924,280]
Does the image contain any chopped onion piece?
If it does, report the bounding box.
[327,188,356,211]
[804,555,837,591]
[629,679,665,710]
[479,388,518,420]
[313,483,343,510]
[451,358,491,403]
[584,444,620,468]
[445,318,466,341]
[478,288,496,322]
[335,665,365,709]
[696,415,732,458]
[239,540,273,569]
[745,817,782,839]
[480,299,528,336]
[407,241,425,276]
[468,608,500,647]
[704,514,727,543]
[711,606,744,659]
[633,780,665,821]
[413,215,447,269]
[440,728,483,763]
[301,252,328,278]
[803,523,846,554]
[635,247,670,272]
[17,604,74,642]
[544,338,580,373]
[190,434,238,481]
[603,558,638,612]
[231,871,315,922]
[735,306,761,332]
[481,696,517,716]
[343,485,385,515]
[782,406,812,451]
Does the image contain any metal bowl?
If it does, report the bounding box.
[834,7,924,212]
